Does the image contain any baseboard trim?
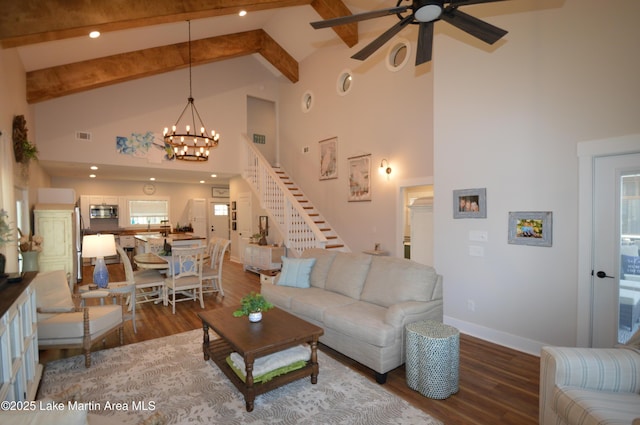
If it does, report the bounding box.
[444,315,544,357]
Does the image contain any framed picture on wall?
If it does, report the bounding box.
[231,221,237,231]
[319,137,338,180]
[508,211,552,247]
[347,154,371,202]
[453,188,487,219]
[231,212,236,221]
[231,201,236,211]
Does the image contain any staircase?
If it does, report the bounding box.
[242,139,349,257]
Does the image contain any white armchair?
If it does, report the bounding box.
[540,346,640,425]
[33,270,124,367]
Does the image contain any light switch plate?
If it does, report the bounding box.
[469,245,484,257]
[469,230,488,242]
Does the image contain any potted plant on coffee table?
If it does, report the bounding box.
[233,292,274,322]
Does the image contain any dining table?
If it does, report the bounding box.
[133,252,170,270]
[133,251,210,270]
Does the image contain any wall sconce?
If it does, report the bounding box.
[379,159,392,175]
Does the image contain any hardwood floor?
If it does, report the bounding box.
[40,258,540,425]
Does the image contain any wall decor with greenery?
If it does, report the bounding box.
[13,115,38,164]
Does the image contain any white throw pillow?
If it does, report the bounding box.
[276,257,316,288]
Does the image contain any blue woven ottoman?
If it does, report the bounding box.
[405,320,459,399]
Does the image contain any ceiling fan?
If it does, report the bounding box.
[310,0,509,65]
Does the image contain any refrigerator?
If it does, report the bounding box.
[33,203,83,285]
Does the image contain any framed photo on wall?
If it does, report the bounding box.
[347,154,371,202]
[453,188,487,218]
[319,137,338,180]
[508,211,552,247]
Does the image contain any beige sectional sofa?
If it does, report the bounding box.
[260,248,443,383]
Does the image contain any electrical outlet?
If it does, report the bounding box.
[302,146,310,154]
[467,299,476,312]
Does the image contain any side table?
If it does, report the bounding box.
[405,320,459,399]
[260,270,280,285]
[78,282,137,333]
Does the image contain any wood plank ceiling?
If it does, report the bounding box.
[0,0,358,103]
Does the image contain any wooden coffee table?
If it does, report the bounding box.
[198,306,324,412]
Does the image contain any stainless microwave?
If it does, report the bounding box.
[90,204,118,219]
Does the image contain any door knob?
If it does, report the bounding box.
[595,270,615,279]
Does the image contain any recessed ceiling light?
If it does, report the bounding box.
[211,174,217,178]
[89,31,100,39]
[89,174,96,178]
[90,165,98,170]
[149,177,156,181]
[200,180,205,184]
[239,10,247,17]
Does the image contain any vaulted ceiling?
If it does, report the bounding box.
[0,0,361,103]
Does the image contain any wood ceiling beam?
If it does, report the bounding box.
[0,0,356,49]
[26,29,299,103]
[310,0,357,47]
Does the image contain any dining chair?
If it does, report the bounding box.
[201,237,230,297]
[117,244,166,310]
[163,245,206,314]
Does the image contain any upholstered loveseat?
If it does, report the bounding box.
[540,345,640,425]
[260,248,443,383]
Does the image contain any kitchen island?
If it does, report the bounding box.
[134,232,205,254]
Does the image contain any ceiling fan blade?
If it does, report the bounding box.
[441,8,507,44]
[447,0,509,6]
[416,22,434,65]
[310,6,408,29]
[351,14,414,61]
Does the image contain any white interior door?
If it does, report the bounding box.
[208,201,230,240]
[592,152,640,347]
[237,192,252,261]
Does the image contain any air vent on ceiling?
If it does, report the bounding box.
[75,131,92,141]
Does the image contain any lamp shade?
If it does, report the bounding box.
[82,234,116,258]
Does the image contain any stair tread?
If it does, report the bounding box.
[325,244,344,249]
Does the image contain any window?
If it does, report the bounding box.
[213,204,228,216]
[622,174,640,237]
[126,198,169,226]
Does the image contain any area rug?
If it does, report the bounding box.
[38,329,442,425]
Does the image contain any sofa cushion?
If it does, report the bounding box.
[33,269,75,311]
[324,253,372,299]
[291,290,357,323]
[361,256,438,308]
[277,257,316,288]
[324,302,396,347]
[553,386,640,425]
[38,305,122,342]
[301,248,338,289]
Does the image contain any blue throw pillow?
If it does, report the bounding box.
[276,257,316,288]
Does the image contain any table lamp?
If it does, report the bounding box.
[82,234,116,288]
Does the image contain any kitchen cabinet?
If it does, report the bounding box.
[409,197,433,266]
[0,273,42,402]
[34,204,75,278]
[243,245,284,273]
[88,195,119,205]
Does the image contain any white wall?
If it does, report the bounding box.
[278,19,435,256]
[33,55,281,178]
[433,0,640,352]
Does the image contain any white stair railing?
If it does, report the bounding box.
[243,138,330,256]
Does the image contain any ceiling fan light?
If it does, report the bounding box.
[415,1,443,22]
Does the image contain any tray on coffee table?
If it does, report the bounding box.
[198,306,324,412]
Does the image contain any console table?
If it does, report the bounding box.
[243,245,284,274]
